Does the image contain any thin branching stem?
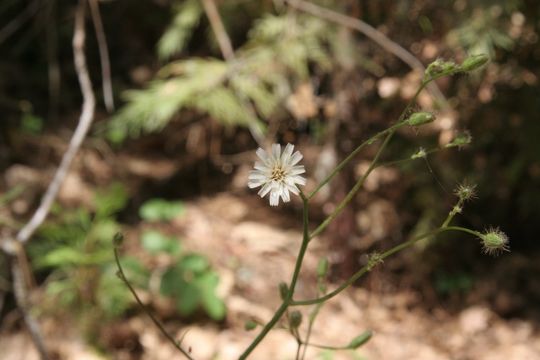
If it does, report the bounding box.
[239,192,310,359]
[113,246,195,360]
[292,226,481,306]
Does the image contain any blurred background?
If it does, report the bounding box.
[1,0,539,359]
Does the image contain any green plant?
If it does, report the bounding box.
[138,198,226,321]
[107,10,335,142]
[29,183,143,318]
[115,55,509,359]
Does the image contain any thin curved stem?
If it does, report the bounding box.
[292,226,480,306]
[239,192,310,359]
[114,247,194,360]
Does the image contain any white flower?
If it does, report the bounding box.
[248,143,306,206]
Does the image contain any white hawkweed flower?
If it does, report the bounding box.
[248,143,306,206]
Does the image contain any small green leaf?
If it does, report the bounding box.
[197,272,225,320]
[139,198,185,222]
[176,282,201,316]
[141,230,181,255]
[179,254,209,274]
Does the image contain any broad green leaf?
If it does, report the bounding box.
[139,198,185,222]
[141,230,181,255]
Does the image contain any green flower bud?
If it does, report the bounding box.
[347,330,373,349]
[289,310,302,328]
[411,147,427,159]
[446,131,472,148]
[425,59,459,79]
[480,228,509,256]
[279,282,289,301]
[460,54,489,72]
[244,320,257,331]
[113,232,124,247]
[317,258,329,278]
[406,112,435,127]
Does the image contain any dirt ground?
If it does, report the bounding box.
[1,192,539,360]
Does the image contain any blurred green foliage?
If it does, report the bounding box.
[29,188,224,323]
[107,8,334,141]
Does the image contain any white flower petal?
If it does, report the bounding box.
[281,143,294,165]
[269,191,279,206]
[256,148,271,165]
[288,165,305,176]
[290,151,303,166]
[281,186,291,202]
[271,144,281,162]
[291,175,306,186]
[285,183,300,195]
[258,182,272,198]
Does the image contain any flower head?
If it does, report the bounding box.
[248,143,306,206]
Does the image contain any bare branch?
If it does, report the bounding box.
[0,0,42,45]
[89,0,115,112]
[16,0,96,244]
[284,0,449,109]
[200,0,266,146]
[200,0,235,62]
[11,244,49,360]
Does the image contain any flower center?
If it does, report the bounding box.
[271,166,286,182]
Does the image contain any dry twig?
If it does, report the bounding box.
[89,0,115,112]
[200,0,266,146]
[2,2,97,358]
[0,0,43,45]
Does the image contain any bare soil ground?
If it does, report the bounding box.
[2,192,539,360]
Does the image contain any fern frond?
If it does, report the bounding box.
[157,0,203,60]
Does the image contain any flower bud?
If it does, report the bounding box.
[480,228,509,256]
[317,258,329,278]
[113,232,124,247]
[446,131,472,148]
[289,310,302,328]
[406,112,435,127]
[411,147,427,159]
[460,54,489,72]
[425,59,458,79]
[279,282,289,300]
[347,330,373,349]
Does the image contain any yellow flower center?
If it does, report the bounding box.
[271,166,286,182]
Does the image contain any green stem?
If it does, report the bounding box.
[239,192,311,359]
[309,130,394,239]
[292,226,480,306]
[307,121,406,200]
[309,81,429,240]
[113,247,194,360]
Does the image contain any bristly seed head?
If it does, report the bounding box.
[480,227,510,256]
[454,182,478,202]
